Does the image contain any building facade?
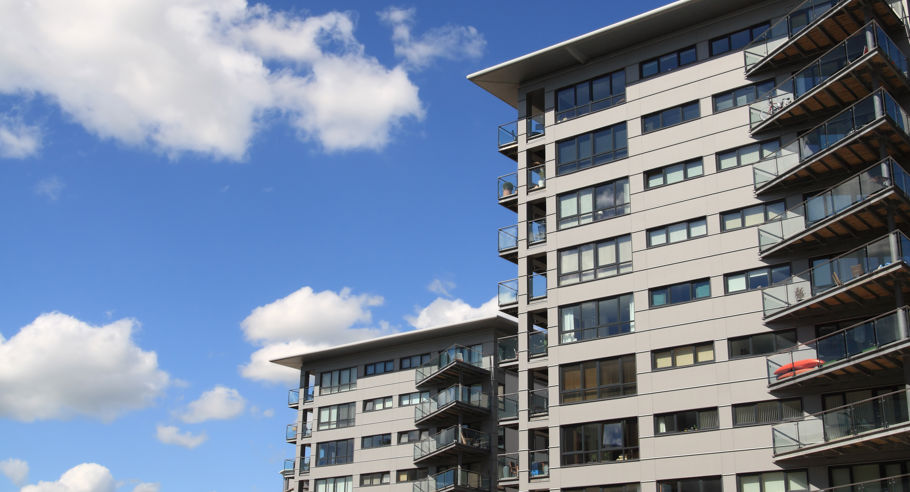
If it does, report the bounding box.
[278,1,910,492]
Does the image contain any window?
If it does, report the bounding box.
[713,80,775,112]
[738,470,808,492]
[717,140,779,171]
[647,218,708,247]
[399,391,430,406]
[558,235,632,285]
[361,433,392,449]
[317,403,355,430]
[557,70,627,122]
[710,23,771,56]
[560,354,636,403]
[650,279,711,307]
[400,353,430,369]
[725,265,791,293]
[364,360,393,376]
[557,179,630,229]
[360,472,390,487]
[642,101,700,133]
[653,342,714,369]
[733,398,802,426]
[645,158,704,189]
[315,476,352,492]
[655,408,719,434]
[721,201,785,231]
[396,469,428,483]
[320,367,357,395]
[363,396,393,412]
[565,485,640,492]
[640,46,697,79]
[559,294,634,344]
[830,461,910,489]
[659,476,722,492]
[561,418,639,465]
[316,439,354,466]
[556,123,628,175]
[398,429,429,444]
[728,330,796,358]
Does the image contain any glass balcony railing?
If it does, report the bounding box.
[749,21,909,127]
[300,457,310,474]
[528,218,546,245]
[415,384,490,421]
[498,225,518,252]
[498,393,518,420]
[758,157,910,251]
[301,423,312,438]
[498,453,519,481]
[288,388,299,407]
[498,121,518,148]
[529,330,548,358]
[283,459,295,474]
[772,389,909,454]
[527,114,545,140]
[302,386,314,403]
[498,173,517,200]
[827,473,910,492]
[529,388,549,416]
[766,307,909,384]
[762,231,910,317]
[285,424,297,441]
[529,450,549,478]
[743,0,839,71]
[415,345,487,385]
[413,426,490,461]
[414,468,489,492]
[529,273,547,300]
[498,279,518,306]
[528,164,546,192]
[497,335,518,363]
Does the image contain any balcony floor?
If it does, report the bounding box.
[413,442,490,466]
[775,423,910,462]
[415,401,490,427]
[416,361,490,390]
[770,338,910,392]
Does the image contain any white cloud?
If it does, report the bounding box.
[406,297,498,330]
[133,483,161,492]
[156,424,207,449]
[180,385,246,423]
[0,312,170,422]
[0,1,435,158]
[379,7,485,69]
[0,115,40,159]
[34,176,65,201]
[20,463,115,492]
[427,278,455,297]
[0,458,28,486]
[241,340,314,384]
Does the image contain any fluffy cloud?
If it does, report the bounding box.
[0,458,28,486]
[34,176,65,201]
[20,463,115,492]
[156,424,207,449]
[0,116,40,159]
[379,7,485,69]
[406,297,498,330]
[0,313,170,422]
[133,484,160,492]
[427,278,455,297]
[0,1,436,159]
[180,385,246,423]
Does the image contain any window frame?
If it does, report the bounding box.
[559,293,635,344]
[645,158,704,189]
[732,398,802,427]
[317,402,356,430]
[561,418,639,466]
[556,69,627,123]
[558,234,632,286]
[315,476,353,492]
[710,22,771,57]
[652,341,715,370]
[658,476,722,492]
[557,178,631,230]
[319,367,357,395]
[364,360,394,376]
[361,433,392,449]
[649,279,711,307]
[728,330,797,359]
[556,123,629,176]
[396,469,428,483]
[716,139,780,171]
[398,391,430,407]
[725,264,791,293]
[654,407,720,435]
[642,101,700,134]
[363,396,393,412]
[736,470,809,492]
[646,217,708,248]
[720,200,785,231]
[398,429,429,444]
[559,354,637,404]
[640,46,697,79]
[400,353,431,370]
[360,472,391,487]
[712,80,775,113]
[315,439,354,467]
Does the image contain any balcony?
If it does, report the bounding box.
[498,173,518,212]
[753,89,910,195]
[301,423,312,438]
[497,335,518,364]
[415,384,490,426]
[749,21,910,133]
[282,459,295,477]
[285,424,297,442]
[415,345,489,389]
[743,0,906,75]
[772,389,909,459]
[498,225,518,263]
[288,389,299,408]
[413,426,490,464]
[498,120,518,152]
[528,219,546,246]
[758,157,910,256]
[527,164,546,193]
[762,231,910,321]
[413,468,489,492]
[529,330,548,358]
[529,389,549,416]
[526,114,545,140]
[497,453,518,482]
[498,393,518,421]
[529,450,549,479]
[529,273,547,302]
[766,307,910,391]
[498,278,517,311]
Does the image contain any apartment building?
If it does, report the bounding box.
[277,1,910,492]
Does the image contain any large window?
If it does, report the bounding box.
[315,476,352,492]
[717,140,779,171]
[316,439,354,466]
[830,461,910,489]
[725,265,790,293]
[650,279,711,307]
[561,418,639,465]
[557,70,626,122]
[728,330,796,358]
[320,367,357,395]
[641,46,697,79]
[645,158,704,189]
[557,179,631,229]
[566,485,639,492]
[713,80,775,112]
[363,396,393,412]
[710,23,771,57]
[556,124,628,175]
[364,360,393,376]
[317,403,356,430]
[642,101,700,133]
[733,398,802,426]
[400,353,430,369]
[361,433,392,449]
[559,294,634,344]
[659,476,722,492]
[398,429,429,444]
[655,408,719,434]
[360,472,390,487]
[399,391,430,406]
[738,470,808,492]
[653,342,714,370]
[560,354,636,403]
[558,235,632,285]
[396,469,428,483]
[647,218,707,247]
[721,201,785,231]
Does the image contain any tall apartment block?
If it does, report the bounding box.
[277,1,910,492]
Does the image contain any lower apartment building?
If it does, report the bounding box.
[277,0,910,492]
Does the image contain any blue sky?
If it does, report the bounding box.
[0,1,669,490]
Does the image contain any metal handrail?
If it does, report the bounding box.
[414,345,488,385]
[413,426,490,460]
[498,225,518,252]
